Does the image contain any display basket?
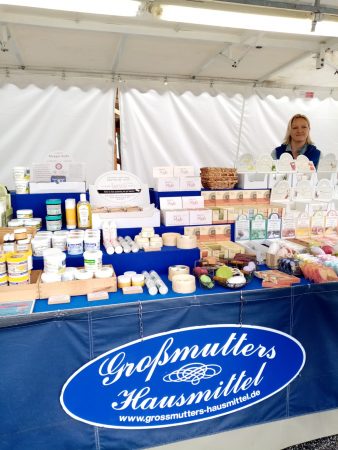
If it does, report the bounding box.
[200,167,238,190]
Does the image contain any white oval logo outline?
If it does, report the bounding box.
[60,324,306,429]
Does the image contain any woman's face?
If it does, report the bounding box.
[290,117,309,144]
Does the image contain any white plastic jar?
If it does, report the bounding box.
[67,235,83,255]
[41,272,62,283]
[8,219,24,227]
[42,248,66,274]
[52,231,69,251]
[84,232,100,251]
[16,209,33,219]
[31,236,51,256]
[83,250,102,272]
[46,215,62,231]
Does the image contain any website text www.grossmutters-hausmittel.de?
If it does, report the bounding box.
[118,390,260,425]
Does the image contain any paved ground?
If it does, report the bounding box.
[283,434,338,450]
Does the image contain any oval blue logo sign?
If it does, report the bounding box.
[60,325,305,428]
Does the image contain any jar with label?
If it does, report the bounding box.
[31,236,51,256]
[43,248,66,274]
[3,234,15,253]
[52,230,69,251]
[46,215,62,231]
[8,219,24,228]
[24,218,42,230]
[8,273,29,285]
[0,252,6,275]
[67,235,83,255]
[84,231,101,251]
[14,228,28,241]
[6,252,29,276]
[16,209,33,219]
[83,250,102,272]
[46,199,62,216]
[0,274,7,286]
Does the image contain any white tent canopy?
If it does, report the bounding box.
[1,1,338,90]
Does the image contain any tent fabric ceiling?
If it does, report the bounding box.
[1,1,338,91]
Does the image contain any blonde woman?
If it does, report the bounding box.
[272,114,321,168]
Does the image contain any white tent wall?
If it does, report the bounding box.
[119,82,243,186]
[120,81,338,186]
[0,76,115,189]
[240,94,338,157]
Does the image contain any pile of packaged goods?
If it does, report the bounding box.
[192,256,256,291]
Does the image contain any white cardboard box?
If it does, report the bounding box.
[237,173,268,189]
[159,197,183,210]
[29,181,86,193]
[189,209,212,225]
[182,196,204,209]
[153,166,174,178]
[154,177,180,192]
[179,176,201,191]
[92,207,160,229]
[161,209,190,226]
[173,166,195,177]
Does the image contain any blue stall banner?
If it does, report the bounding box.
[61,324,305,429]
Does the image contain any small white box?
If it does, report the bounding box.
[153,166,174,178]
[154,177,180,192]
[237,173,268,189]
[182,196,204,209]
[92,207,160,229]
[173,166,195,177]
[179,176,201,191]
[159,197,182,210]
[189,209,212,225]
[29,181,86,193]
[161,209,190,226]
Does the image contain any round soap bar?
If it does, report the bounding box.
[172,274,196,294]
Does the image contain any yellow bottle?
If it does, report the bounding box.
[77,194,92,229]
[65,198,77,230]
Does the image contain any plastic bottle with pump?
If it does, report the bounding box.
[77,194,92,229]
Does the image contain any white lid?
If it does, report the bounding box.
[124,271,137,277]
[80,193,86,202]
[65,198,76,207]
[95,266,113,278]
[75,268,93,280]
[118,275,131,283]
[53,230,69,236]
[132,274,144,282]
[17,209,33,214]
[83,250,103,258]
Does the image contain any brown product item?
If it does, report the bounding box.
[200,167,238,190]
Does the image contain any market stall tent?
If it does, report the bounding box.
[0,2,338,449]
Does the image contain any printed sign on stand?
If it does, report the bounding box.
[61,325,305,429]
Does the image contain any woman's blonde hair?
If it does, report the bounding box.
[284,114,313,145]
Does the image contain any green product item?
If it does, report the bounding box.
[215,265,233,280]
[199,274,214,289]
